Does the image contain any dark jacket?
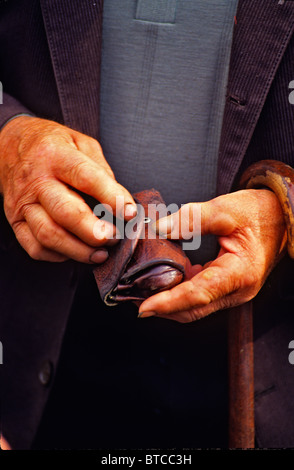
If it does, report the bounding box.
[1,0,294,449]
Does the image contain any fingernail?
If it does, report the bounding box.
[138,311,157,318]
[124,203,137,220]
[90,248,109,264]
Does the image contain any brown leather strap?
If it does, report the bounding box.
[239,159,294,259]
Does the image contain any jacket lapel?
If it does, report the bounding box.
[217,0,294,195]
[40,0,103,139]
[40,0,294,188]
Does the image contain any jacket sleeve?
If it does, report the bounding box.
[0,91,35,130]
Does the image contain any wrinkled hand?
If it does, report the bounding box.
[138,189,287,322]
[0,116,137,262]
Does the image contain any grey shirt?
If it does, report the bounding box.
[99,0,238,263]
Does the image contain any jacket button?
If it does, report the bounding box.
[38,360,53,386]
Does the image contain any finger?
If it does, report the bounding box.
[38,180,118,246]
[21,203,109,264]
[150,293,240,323]
[138,252,246,316]
[70,132,115,178]
[155,199,236,239]
[163,283,255,323]
[154,203,201,240]
[12,220,69,262]
[52,145,137,220]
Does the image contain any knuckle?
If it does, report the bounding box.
[11,220,44,260]
[242,269,259,289]
[31,178,53,199]
[88,136,103,153]
[36,182,54,201]
[51,197,71,218]
[34,221,50,244]
[35,221,58,248]
[20,203,35,219]
[70,161,92,188]
[54,197,88,225]
[35,135,57,158]
[81,136,106,163]
[11,220,25,239]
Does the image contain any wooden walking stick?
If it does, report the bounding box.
[228,301,254,448]
[229,159,294,448]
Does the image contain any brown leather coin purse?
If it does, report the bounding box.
[93,189,189,306]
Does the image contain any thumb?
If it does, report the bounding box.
[155,199,236,239]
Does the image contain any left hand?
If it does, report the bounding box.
[138,189,287,322]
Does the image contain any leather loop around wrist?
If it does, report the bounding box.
[239,159,294,258]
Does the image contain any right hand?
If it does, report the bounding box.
[0,116,137,263]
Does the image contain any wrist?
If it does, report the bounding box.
[0,114,36,139]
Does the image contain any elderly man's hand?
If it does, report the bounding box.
[0,116,137,263]
[138,189,287,322]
